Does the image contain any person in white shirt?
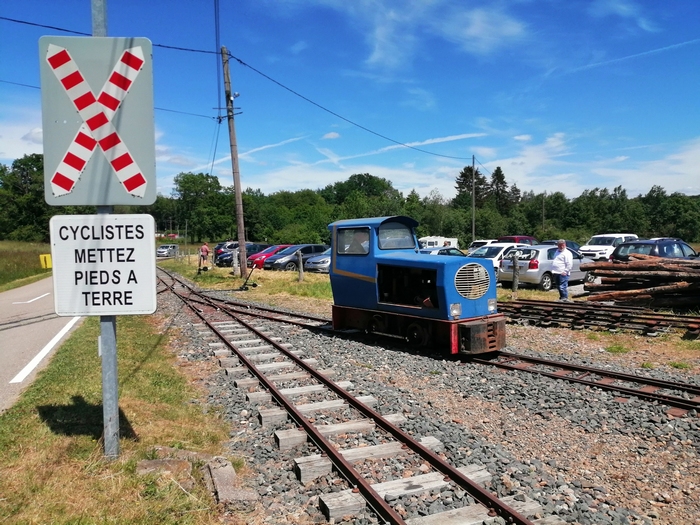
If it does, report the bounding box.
[551,239,573,301]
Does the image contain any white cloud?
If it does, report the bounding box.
[435,7,526,55]
[473,146,496,158]
[323,132,340,139]
[290,40,308,54]
[308,1,527,70]
[591,138,700,196]
[513,134,532,142]
[21,128,43,145]
[0,103,43,163]
[588,0,657,32]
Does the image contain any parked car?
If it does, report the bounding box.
[213,241,235,264]
[156,244,178,257]
[419,247,466,256]
[465,239,498,254]
[499,244,594,291]
[467,243,529,269]
[579,233,638,261]
[303,248,332,273]
[541,239,581,252]
[497,235,539,245]
[247,244,292,269]
[263,244,329,271]
[610,239,698,262]
[215,243,271,267]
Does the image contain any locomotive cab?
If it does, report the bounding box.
[328,216,505,354]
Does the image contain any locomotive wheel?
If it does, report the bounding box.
[405,322,429,346]
[368,314,386,334]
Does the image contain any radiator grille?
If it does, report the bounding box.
[455,263,490,299]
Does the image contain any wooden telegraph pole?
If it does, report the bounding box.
[221,46,247,277]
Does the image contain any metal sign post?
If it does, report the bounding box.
[40,1,155,459]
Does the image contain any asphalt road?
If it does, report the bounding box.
[0,277,83,413]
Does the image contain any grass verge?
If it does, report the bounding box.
[0,314,231,524]
[0,240,52,291]
[160,255,333,300]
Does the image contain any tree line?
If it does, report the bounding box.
[2,153,699,247]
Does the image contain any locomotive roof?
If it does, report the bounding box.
[327,215,419,230]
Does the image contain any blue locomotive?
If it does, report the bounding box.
[328,216,506,354]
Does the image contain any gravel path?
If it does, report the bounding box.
[156,286,699,525]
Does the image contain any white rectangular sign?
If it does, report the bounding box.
[50,214,157,316]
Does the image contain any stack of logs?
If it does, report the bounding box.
[580,254,700,307]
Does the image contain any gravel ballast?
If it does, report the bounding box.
[156,286,699,525]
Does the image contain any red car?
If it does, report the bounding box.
[247,244,291,268]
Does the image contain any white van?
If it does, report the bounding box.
[418,236,459,250]
[579,233,638,261]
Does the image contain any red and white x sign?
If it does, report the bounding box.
[45,44,148,198]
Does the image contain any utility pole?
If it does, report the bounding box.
[471,155,476,242]
[542,191,546,237]
[221,46,247,277]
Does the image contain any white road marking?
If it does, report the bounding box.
[12,292,51,304]
[10,316,81,384]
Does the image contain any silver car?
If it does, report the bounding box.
[498,244,594,291]
[156,244,178,257]
[303,248,331,273]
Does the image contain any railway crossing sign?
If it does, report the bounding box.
[39,36,156,205]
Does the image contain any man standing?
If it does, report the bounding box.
[552,239,573,301]
[200,242,210,267]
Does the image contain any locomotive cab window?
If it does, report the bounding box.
[377,221,415,250]
[338,228,370,255]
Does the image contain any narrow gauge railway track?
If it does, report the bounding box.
[160,269,699,419]
[498,299,700,337]
[158,272,561,525]
[472,352,700,417]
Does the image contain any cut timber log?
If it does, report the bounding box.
[585,281,692,302]
[592,269,700,280]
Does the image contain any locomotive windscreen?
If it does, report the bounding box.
[377,222,415,250]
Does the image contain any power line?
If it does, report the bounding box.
[1,15,475,162]
[224,50,472,161]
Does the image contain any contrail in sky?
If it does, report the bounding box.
[569,38,700,73]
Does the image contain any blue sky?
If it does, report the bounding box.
[1,0,699,201]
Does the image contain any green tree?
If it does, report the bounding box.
[453,166,488,209]
[171,172,229,242]
[0,154,51,241]
[488,166,510,212]
[319,173,400,205]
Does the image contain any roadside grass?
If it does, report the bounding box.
[0,240,52,291]
[0,314,230,524]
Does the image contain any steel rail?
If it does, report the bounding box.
[499,300,700,333]
[472,352,700,413]
[160,272,536,525]
[161,278,412,524]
